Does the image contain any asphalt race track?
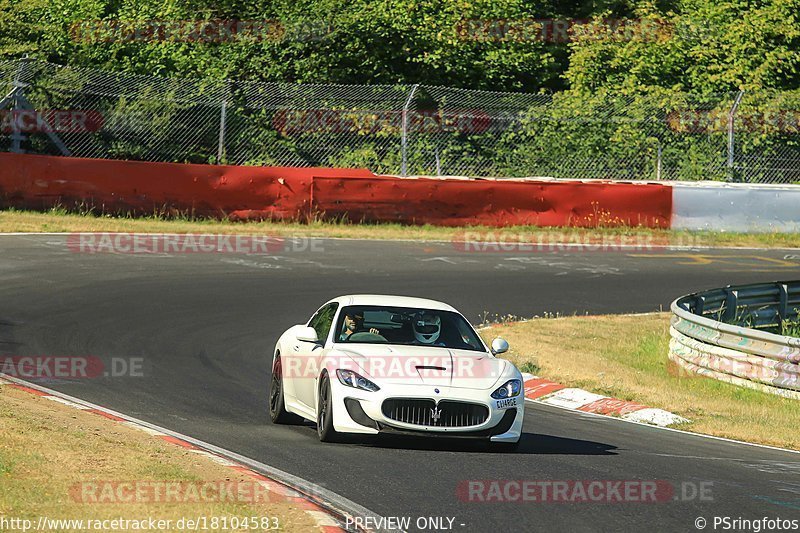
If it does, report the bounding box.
[2,234,800,532]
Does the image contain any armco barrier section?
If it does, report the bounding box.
[669,282,800,399]
[0,153,673,227]
[671,182,800,233]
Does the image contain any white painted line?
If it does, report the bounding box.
[44,395,92,409]
[120,421,166,436]
[308,510,343,527]
[189,449,239,467]
[0,232,73,236]
[252,479,290,496]
[278,485,304,498]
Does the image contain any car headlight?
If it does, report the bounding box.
[336,369,380,392]
[491,379,521,399]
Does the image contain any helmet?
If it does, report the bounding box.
[413,313,441,344]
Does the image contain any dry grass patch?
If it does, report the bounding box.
[0,385,318,531]
[1,208,799,249]
[483,313,800,450]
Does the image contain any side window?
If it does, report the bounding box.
[454,318,482,350]
[309,303,339,343]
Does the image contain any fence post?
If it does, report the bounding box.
[217,99,227,164]
[9,56,32,153]
[727,90,744,181]
[401,84,419,177]
[722,288,739,323]
[1,56,70,156]
[656,142,662,180]
[694,295,706,315]
[778,283,789,327]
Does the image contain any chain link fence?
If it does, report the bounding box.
[2,57,799,183]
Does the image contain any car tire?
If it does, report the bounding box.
[317,373,340,442]
[269,354,301,424]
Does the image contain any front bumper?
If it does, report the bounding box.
[329,379,524,443]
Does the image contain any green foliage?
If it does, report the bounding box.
[781,308,800,338]
[2,0,798,92]
[0,0,581,91]
[782,321,800,338]
[517,361,541,375]
[565,1,800,94]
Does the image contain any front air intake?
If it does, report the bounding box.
[382,398,489,427]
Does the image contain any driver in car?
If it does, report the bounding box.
[413,312,446,346]
[339,312,380,341]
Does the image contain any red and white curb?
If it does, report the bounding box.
[0,375,378,533]
[521,373,690,427]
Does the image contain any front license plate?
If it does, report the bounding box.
[495,397,517,409]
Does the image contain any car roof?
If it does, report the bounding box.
[328,294,458,312]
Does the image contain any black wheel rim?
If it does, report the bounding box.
[318,379,328,431]
[269,358,281,415]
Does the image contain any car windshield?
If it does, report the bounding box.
[334,305,484,351]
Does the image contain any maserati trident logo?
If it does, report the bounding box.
[430,406,442,423]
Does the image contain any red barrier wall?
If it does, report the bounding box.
[312,176,672,227]
[0,152,372,220]
[0,153,673,228]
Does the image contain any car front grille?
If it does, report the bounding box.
[382,398,489,428]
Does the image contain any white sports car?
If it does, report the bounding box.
[269,295,524,449]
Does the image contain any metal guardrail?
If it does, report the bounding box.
[669,281,800,399]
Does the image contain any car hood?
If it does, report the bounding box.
[328,344,512,390]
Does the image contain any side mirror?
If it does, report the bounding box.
[296,326,319,343]
[491,337,509,355]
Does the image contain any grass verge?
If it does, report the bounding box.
[1,208,799,248]
[482,313,800,451]
[0,384,317,531]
